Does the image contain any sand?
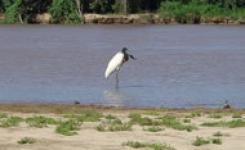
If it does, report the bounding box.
[0,105,245,150]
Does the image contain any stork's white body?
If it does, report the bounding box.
[105,51,124,79]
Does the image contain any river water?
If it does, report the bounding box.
[0,25,244,108]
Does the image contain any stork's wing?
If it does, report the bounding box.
[105,52,124,79]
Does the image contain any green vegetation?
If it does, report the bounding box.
[183,118,191,123]
[185,112,201,118]
[159,1,245,24]
[192,136,210,146]
[144,126,164,132]
[213,131,223,137]
[63,110,103,122]
[159,115,197,132]
[123,141,175,150]
[0,0,244,24]
[129,113,159,126]
[97,118,132,132]
[143,111,160,116]
[49,0,81,24]
[202,119,245,128]
[232,112,242,118]
[0,112,7,118]
[0,116,23,127]
[212,138,222,145]
[129,113,197,131]
[193,137,222,146]
[18,137,36,144]
[56,119,81,136]
[208,113,223,119]
[4,0,22,24]
[26,116,58,128]
[105,114,117,120]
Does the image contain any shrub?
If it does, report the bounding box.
[0,116,23,127]
[26,116,58,128]
[56,119,81,136]
[0,112,8,118]
[64,110,103,122]
[144,126,164,132]
[212,138,222,145]
[4,0,22,24]
[18,137,36,144]
[232,112,242,118]
[97,118,132,132]
[192,137,210,146]
[213,131,223,137]
[49,0,81,24]
[202,119,245,128]
[123,141,175,150]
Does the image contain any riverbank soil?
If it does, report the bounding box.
[0,13,4,21]
[0,104,245,150]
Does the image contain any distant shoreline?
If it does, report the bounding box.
[0,103,244,114]
[1,13,245,25]
[83,14,245,25]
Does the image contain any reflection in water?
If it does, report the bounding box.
[103,89,133,106]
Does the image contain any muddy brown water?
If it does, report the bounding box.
[0,24,244,108]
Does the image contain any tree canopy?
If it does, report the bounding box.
[0,0,244,24]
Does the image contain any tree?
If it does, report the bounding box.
[4,0,22,23]
[49,0,81,24]
[123,0,127,14]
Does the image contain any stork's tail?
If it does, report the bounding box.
[104,71,109,79]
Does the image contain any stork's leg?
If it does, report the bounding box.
[115,69,120,89]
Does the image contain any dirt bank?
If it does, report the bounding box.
[0,13,4,21]
[0,104,245,150]
[84,13,245,25]
[1,13,244,25]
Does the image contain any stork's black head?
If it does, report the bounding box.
[121,47,128,53]
[121,47,136,60]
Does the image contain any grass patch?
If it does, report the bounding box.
[129,113,197,131]
[97,118,132,132]
[144,126,164,132]
[105,114,117,120]
[183,118,191,123]
[202,119,245,128]
[201,122,223,127]
[232,112,242,118]
[18,137,36,144]
[129,113,159,126]
[192,137,210,146]
[63,110,103,122]
[212,138,222,145]
[0,112,8,118]
[208,114,222,119]
[123,141,175,150]
[213,131,223,137]
[56,119,81,136]
[143,111,160,116]
[0,116,23,127]
[26,116,58,128]
[159,115,197,132]
[185,112,201,118]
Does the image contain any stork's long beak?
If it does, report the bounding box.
[129,54,136,60]
[127,50,136,60]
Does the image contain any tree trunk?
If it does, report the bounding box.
[124,0,127,15]
[18,14,23,24]
[75,0,82,16]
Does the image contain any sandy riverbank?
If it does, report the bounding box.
[1,13,245,24]
[0,104,245,150]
